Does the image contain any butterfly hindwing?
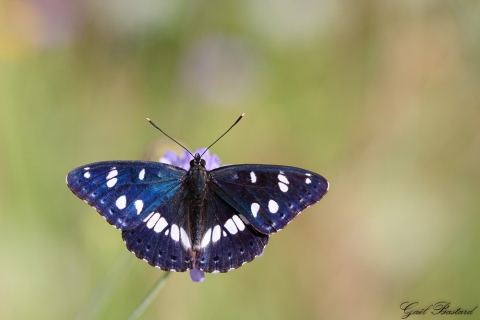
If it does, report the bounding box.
[66,161,186,230]
[195,190,269,273]
[210,165,329,234]
[121,186,194,272]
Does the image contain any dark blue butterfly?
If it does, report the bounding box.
[66,116,328,273]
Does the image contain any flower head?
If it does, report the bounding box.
[159,148,221,171]
[189,267,205,283]
[159,148,222,283]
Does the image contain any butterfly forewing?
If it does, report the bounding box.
[210,165,329,234]
[66,161,186,230]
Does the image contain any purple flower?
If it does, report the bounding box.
[159,148,221,282]
[189,267,205,283]
[159,148,221,171]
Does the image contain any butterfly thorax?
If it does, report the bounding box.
[188,154,208,197]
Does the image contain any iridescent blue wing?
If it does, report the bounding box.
[67,161,195,271]
[209,164,329,235]
[195,190,269,273]
[194,164,327,273]
[66,161,185,230]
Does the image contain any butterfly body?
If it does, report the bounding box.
[67,152,328,273]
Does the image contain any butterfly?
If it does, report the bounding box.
[66,115,329,274]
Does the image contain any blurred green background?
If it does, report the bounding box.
[1,0,480,319]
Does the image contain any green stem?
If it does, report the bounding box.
[75,251,135,320]
[126,272,171,320]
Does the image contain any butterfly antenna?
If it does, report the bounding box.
[146,118,195,158]
[201,113,245,157]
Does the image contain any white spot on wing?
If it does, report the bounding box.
[171,224,179,241]
[239,214,250,225]
[278,182,288,192]
[305,173,312,176]
[84,172,91,178]
[224,219,238,234]
[212,225,221,243]
[251,203,260,217]
[106,169,118,180]
[278,174,289,184]
[268,200,279,213]
[305,178,311,184]
[143,212,154,222]
[250,171,257,183]
[84,167,90,170]
[201,228,212,248]
[107,178,117,188]
[134,200,143,215]
[232,215,245,231]
[180,228,191,249]
[116,195,126,209]
[147,213,160,229]
[223,231,227,237]
[165,229,169,236]
[139,169,145,180]
[154,217,168,233]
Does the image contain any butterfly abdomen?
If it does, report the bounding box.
[185,164,210,250]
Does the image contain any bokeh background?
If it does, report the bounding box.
[1,0,480,319]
